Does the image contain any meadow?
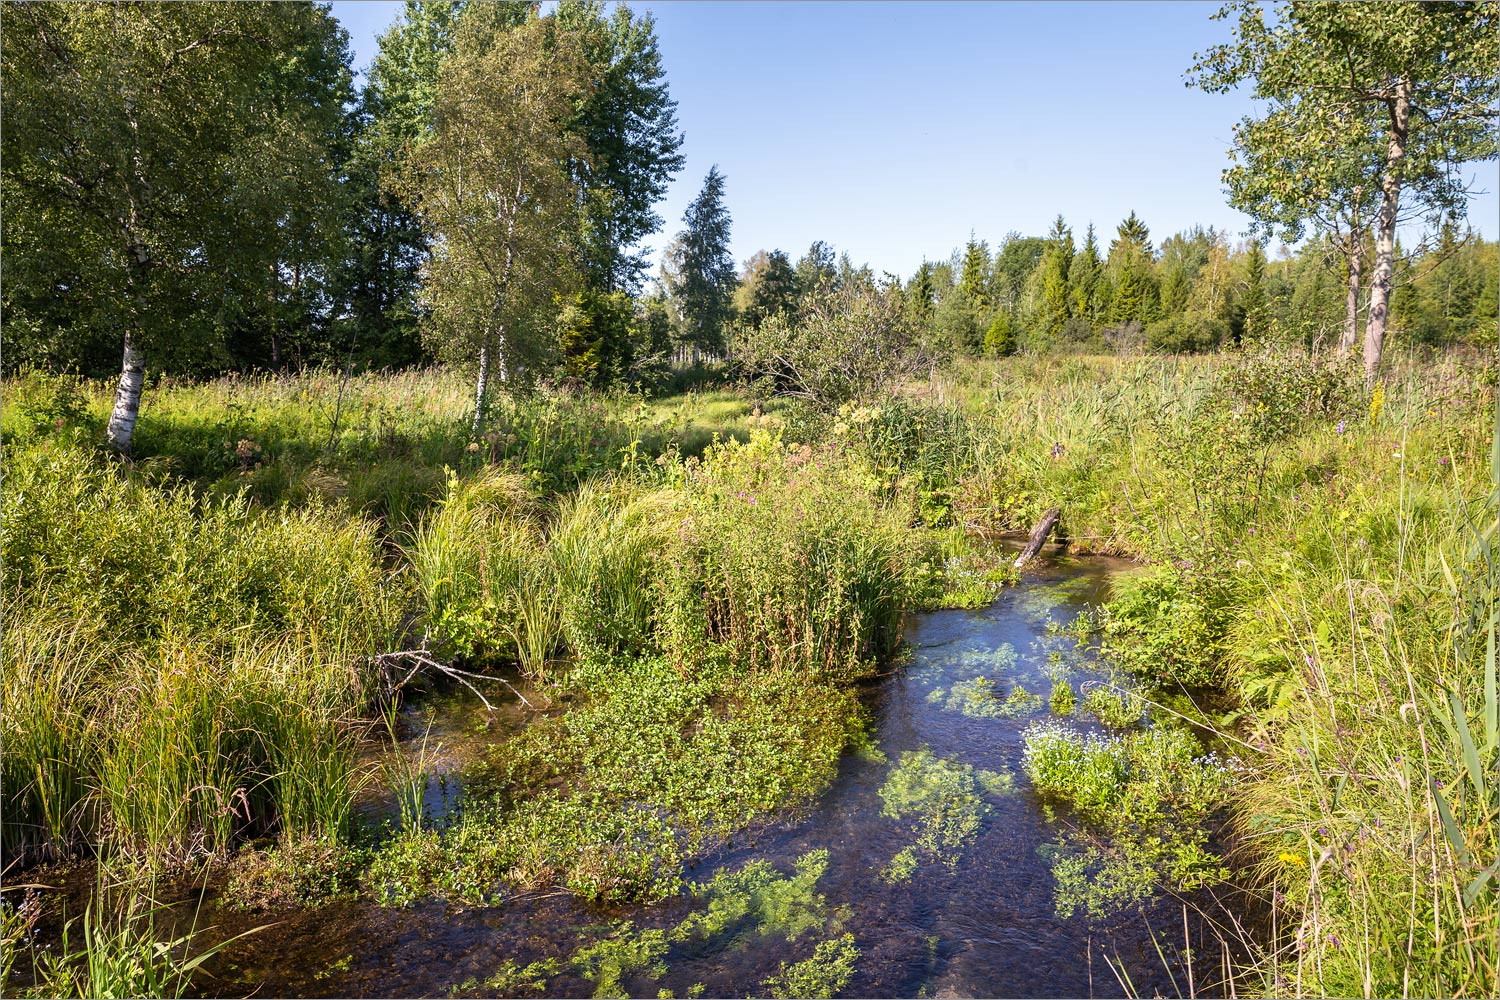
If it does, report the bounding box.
[1,350,1496,998]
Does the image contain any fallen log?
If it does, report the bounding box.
[1013,507,1061,569]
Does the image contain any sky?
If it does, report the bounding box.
[330,0,1499,278]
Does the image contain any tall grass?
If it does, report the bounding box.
[1,441,393,865]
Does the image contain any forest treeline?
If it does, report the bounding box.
[2,1,1495,443]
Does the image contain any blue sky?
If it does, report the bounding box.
[330,0,1498,278]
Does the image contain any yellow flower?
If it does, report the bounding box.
[1278,851,1307,867]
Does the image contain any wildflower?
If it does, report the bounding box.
[1335,420,1345,434]
[1392,451,1402,459]
[1437,456,1449,465]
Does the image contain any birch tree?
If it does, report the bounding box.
[1190,1,1498,379]
[404,15,590,434]
[2,2,344,452]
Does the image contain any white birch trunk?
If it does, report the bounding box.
[106,334,147,453]
[1338,223,1363,361]
[1363,79,1411,383]
[472,344,491,438]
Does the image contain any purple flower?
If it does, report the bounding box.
[1336,420,1346,434]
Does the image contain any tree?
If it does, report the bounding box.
[1040,215,1075,340]
[907,261,937,328]
[1108,213,1157,326]
[984,310,1017,356]
[666,166,736,358]
[958,235,992,311]
[1190,1,1499,379]
[339,1,476,369]
[737,250,798,329]
[404,16,590,433]
[1238,241,1272,343]
[733,278,926,410]
[554,1,685,292]
[1069,224,1104,325]
[795,240,839,306]
[2,1,352,452]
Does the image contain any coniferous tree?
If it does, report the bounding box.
[795,241,838,306]
[1239,241,1272,343]
[666,166,737,357]
[1107,212,1156,327]
[1040,215,1075,340]
[737,249,798,328]
[1069,224,1103,326]
[959,236,992,311]
[907,261,937,328]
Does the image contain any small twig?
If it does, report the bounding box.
[373,649,534,710]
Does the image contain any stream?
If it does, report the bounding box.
[27,553,1259,998]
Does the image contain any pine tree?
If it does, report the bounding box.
[667,166,736,356]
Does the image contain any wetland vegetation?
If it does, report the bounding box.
[3,1,1497,997]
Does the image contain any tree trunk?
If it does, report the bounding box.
[1338,222,1363,360]
[106,333,147,454]
[1363,79,1411,383]
[1013,507,1062,569]
[472,344,491,438]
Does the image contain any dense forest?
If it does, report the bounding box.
[2,3,1497,999]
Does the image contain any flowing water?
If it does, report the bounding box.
[22,553,1259,998]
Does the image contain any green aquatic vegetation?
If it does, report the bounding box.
[1049,679,1077,717]
[878,750,993,865]
[1080,686,1143,730]
[760,932,860,999]
[976,768,1016,796]
[559,850,837,999]
[929,676,1043,719]
[1021,721,1237,918]
[673,850,832,945]
[880,846,918,884]
[572,924,671,999]
[373,661,861,906]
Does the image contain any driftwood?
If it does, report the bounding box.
[1013,507,1062,569]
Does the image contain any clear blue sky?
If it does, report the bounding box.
[330,0,1498,277]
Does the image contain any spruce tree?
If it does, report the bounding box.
[1069,224,1102,325]
[959,236,992,310]
[1040,215,1075,341]
[666,166,736,356]
[1240,241,1271,343]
